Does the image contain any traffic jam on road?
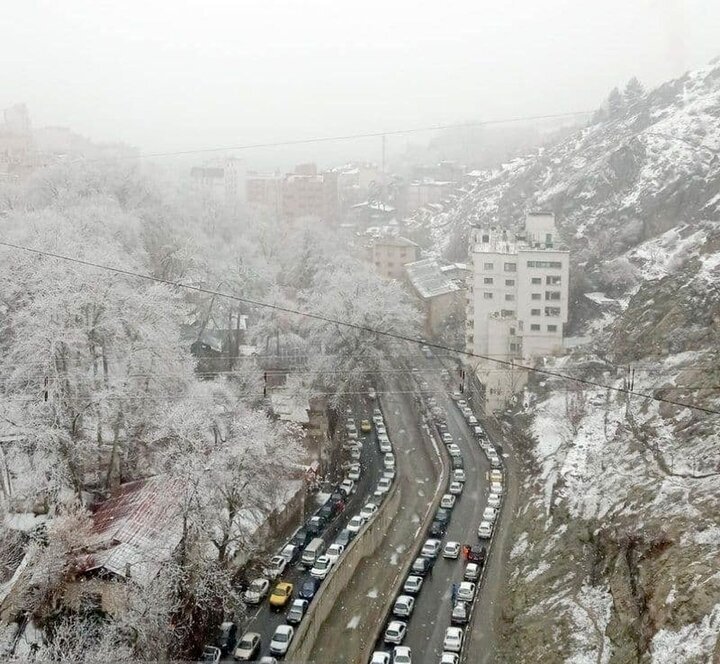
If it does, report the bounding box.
[209,401,397,663]
[370,351,506,664]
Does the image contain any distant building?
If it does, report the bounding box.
[371,235,420,279]
[0,104,34,180]
[405,258,468,337]
[467,211,569,410]
[190,158,246,205]
[404,179,454,212]
[246,171,283,217]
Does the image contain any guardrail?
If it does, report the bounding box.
[361,385,449,663]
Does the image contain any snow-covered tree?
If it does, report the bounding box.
[624,76,646,107]
[607,87,625,118]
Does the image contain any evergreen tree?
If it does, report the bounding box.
[607,87,625,117]
[624,76,646,107]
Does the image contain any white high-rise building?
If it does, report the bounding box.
[466,212,570,411]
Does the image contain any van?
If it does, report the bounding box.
[301,538,325,568]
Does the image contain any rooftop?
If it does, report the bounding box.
[405,258,463,299]
[372,235,418,248]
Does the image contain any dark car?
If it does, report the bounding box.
[215,622,237,655]
[435,507,451,525]
[299,577,321,600]
[452,456,464,470]
[467,545,487,565]
[451,601,469,626]
[318,504,334,523]
[336,528,354,548]
[291,528,311,549]
[428,520,447,538]
[411,556,433,577]
[306,515,325,537]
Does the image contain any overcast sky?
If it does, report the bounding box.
[4,0,720,160]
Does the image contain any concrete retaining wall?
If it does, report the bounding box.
[287,480,403,662]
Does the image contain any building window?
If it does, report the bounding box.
[503,262,517,272]
[505,279,515,286]
[483,292,493,299]
[505,293,514,301]
[501,309,514,317]
[483,262,494,271]
[545,291,561,301]
[545,307,561,317]
[530,324,541,331]
[484,277,494,285]
[531,293,541,300]
[546,275,561,285]
[547,324,558,332]
[531,308,541,316]
[509,327,516,335]
[531,277,542,285]
[481,234,490,243]
[527,260,562,269]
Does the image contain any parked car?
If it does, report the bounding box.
[443,627,463,653]
[411,556,433,576]
[347,515,366,533]
[487,493,501,508]
[421,538,442,559]
[489,455,502,469]
[349,447,362,461]
[290,528,310,549]
[490,469,503,484]
[435,507,451,525]
[464,562,481,581]
[233,632,260,661]
[336,528,354,548]
[447,444,461,457]
[262,555,287,580]
[448,481,463,495]
[440,653,459,664]
[379,437,393,453]
[456,582,476,602]
[310,555,334,580]
[370,652,390,664]
[383,468,396,481]
[477,521,493,539]
[326,543,345,564]
[468,415,478,425]
[243,578,270,604]
[268,581,293,610]
[393,645,412,664]
[280,544,300,565]
[482,506,497,523]
[392,595,415,618]
[269,625,294,657]
[299,577,321,600]
[361,419,372,433]
[451,600,469,626]
[490,481,503,495]
[403,575,423,594]
[306,515,325,537]
[428,520,447,538]
[200,646,221,663]
[440,494,456,509]
[443,541,461,559]
[285,598,308,625]
[384,453,396,469]
[360,502,378,520]
[374,478,392,498]
[216,622,237,655]
[442,433,453,444]
[384,621,407,645]
[348,464,361,481]
[451,456,464,470]
[453,469,466,483]
[467,546,486,565]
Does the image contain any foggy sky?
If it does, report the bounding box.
[4,0,720,159]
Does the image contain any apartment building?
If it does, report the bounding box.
[371,236,420,279]
[466,212,569,410]
[190,158,246,205]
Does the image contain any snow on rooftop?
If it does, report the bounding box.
[405,258,462,299]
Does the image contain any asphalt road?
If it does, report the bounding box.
[307,372,442,663]
[398,362,492,662]
[226,400,383,661]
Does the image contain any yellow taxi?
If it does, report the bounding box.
[268,581,294,609]
[360,419,372,433]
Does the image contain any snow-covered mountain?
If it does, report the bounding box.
[415,60,720,661]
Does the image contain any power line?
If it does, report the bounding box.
[80,110,594,162]
[0,239,718,416]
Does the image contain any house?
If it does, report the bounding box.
[370,235,420,279]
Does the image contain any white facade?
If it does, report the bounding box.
[466,212,569,410]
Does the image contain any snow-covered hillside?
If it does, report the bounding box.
[414,60,720,662]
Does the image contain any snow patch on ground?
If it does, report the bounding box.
[649,603,720,663]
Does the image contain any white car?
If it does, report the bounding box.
[457,399,467,408]
[440,654,459,664]
[347,515,366,533]
[453,469,466,483]
[443,627,463,653]
[373,415,384,426]
[383,468,396,481]
[487,493,501,508]
[442,433,453,444]
[447,444,461,457]
[348,465,361,481]
[457,582,476,602]
[360,503,378,520]
[379,436,393,453]
[326,543,344,564]
[443,541,461,559]
[374,477,392,497]
[384,453,396,469]
[464,562,481,581]
[384,621,407,645]
[370,652,391,664]
[340,479,356,496]
[490,481,503,495]
[243,578,270,604]
[269,624,294,656]
[473,425,483,437]
[368,387,377,400]
[377,424,387,436]
[468,415,478,425]
[392,595,415,618]
[440,494,456,509]
[448,481,463,495]
[477,520,493,539]
[483,506,497,523]
[403,575,423,594]
[349,447,362,461]
[262,555,288,580]
[347,424,358,440]
[393,646,412,664]
[421,538,442,558]
[489,455,502,468]
[310,555,334,580]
